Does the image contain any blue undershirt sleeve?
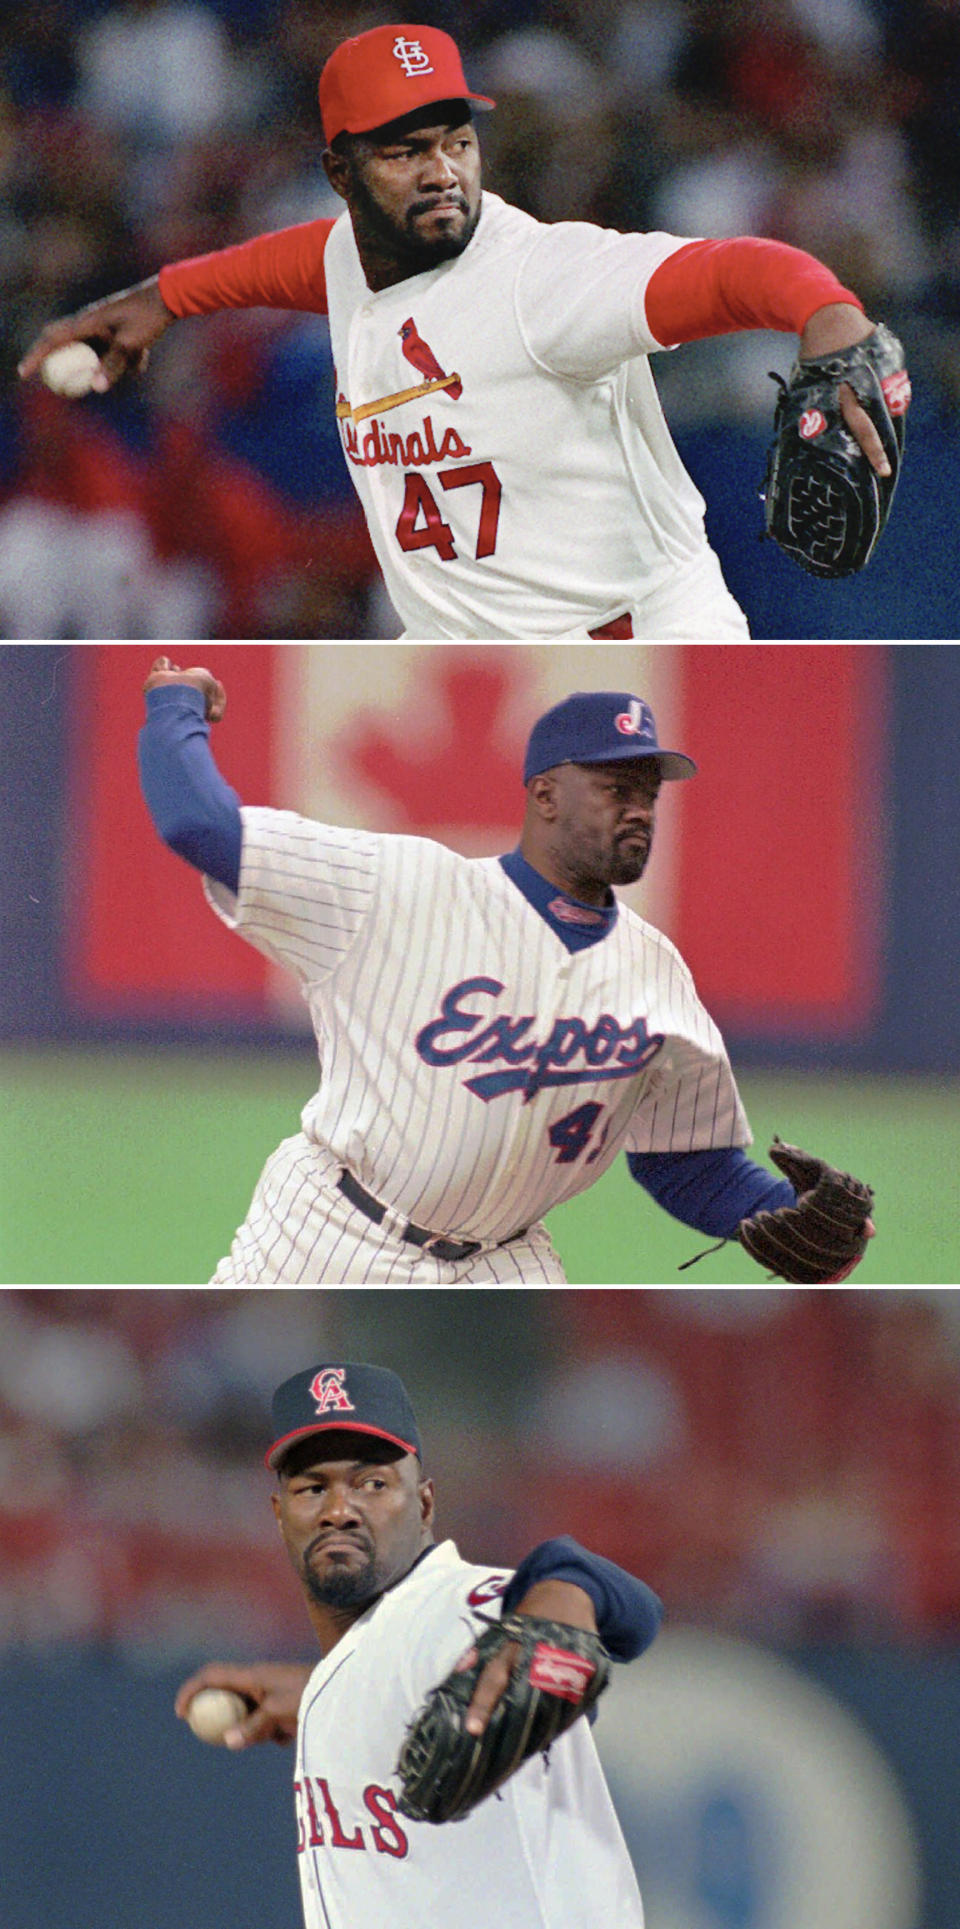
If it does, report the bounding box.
[627,1145,795,1238]
[501,1535,662,1660]
[137,685,243,894]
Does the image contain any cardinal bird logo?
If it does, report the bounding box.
[399,318,462,400]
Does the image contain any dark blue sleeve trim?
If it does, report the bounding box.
[137,685,243,894]
[627,1145,795,1238]
[501,1535,662,1660]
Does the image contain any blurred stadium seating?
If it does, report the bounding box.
[3,1285,958,1651]
[1,0,958,636]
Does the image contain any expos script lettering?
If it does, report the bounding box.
[415,977,664,1102]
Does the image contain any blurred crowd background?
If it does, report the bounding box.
[4,1286,959,1656]
[1,0,958,637]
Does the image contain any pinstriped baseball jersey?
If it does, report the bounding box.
[325,191,748,638]
[204,805,749,1258]
[208,1134,568,1285]
[293,1540,646,1929]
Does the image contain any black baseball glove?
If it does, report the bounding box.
[761,323,910,576]
[395,1612,611,1824]
[738,1137,874,1284]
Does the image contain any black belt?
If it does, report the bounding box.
[337,1169,482,1264]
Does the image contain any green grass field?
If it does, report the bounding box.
[1,1047,956,1285]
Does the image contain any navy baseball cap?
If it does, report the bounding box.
[266,1363,422,1471]
[523,692,697,784]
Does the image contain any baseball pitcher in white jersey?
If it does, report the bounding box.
[137,657,876,1285]
[20,23,908,639]
[175,1360,662,1929]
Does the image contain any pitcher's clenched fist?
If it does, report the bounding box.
[143,656,227,723]
[18,277,174,391]
[175,1662,312,1748]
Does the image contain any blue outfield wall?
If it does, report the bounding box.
[0,1653,302,1929]
[677,396,960,640]
[0,1647,956,1929]
[801,1644,960,1929]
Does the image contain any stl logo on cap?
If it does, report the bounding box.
[615,699,652,738]
[310,1367,356,1414]
[393,35,434,78]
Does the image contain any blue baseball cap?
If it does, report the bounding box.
[523,691,697,784]
[266,1363,422,1470]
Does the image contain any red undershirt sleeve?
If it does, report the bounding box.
[644,237,864,347]
[157,217,337,318]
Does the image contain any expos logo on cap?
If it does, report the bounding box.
[522,691,697,785]
[614,697,656,740]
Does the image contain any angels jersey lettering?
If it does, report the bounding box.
[294,1541,646,1929]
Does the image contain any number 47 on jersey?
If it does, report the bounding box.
[396,462,502,560]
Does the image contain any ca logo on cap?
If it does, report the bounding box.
[310,1367,356,1414]
[393,35,434,77]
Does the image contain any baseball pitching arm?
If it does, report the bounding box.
[138,660,243,893]
[143,655,226,719]
[644,238,895,476]
[18,218,334,391]
[457,1579,597,1740]
[171,1591,597,1751]
[18,276,175,388]
[175,1662,313,1748]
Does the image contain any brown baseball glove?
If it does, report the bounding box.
[738,1137,874,1283]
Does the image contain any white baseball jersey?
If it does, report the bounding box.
[325,192,749,638]
[293,1539,646,1929]
[204,808,749,1284]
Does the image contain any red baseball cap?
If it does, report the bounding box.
[318,23,495,146]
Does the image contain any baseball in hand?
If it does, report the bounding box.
[186,1688,248,1744]
[40,342,102,398]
